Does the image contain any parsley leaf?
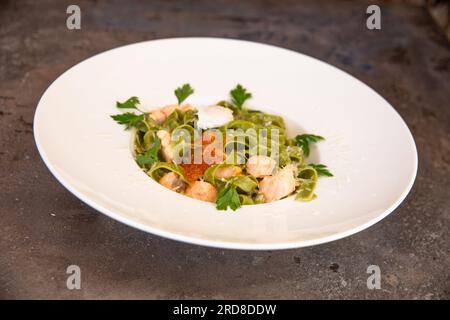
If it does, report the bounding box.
[136,137,161,167]
[308,163,333,177]
[230,84,252,109]
[116,96,140,109]
[110,112,145,129]
[216,184,242,211]
[175,83,194,104]
[294,134,324,157]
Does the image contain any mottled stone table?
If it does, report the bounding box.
[0,0,448,299]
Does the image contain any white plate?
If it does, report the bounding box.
[34,38,418,250]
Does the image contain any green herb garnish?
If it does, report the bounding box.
[230,84,252,109]
[216,184,242,211]
[136,137,161,167]
[294,134,324,157]
[110,112,145,129]
[175,83,194,104]
[116,96,140,110]
[308,163,333,177]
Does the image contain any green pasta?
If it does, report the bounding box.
[147,162,187,182]
[111,84,332,211]
[295,166,318,201]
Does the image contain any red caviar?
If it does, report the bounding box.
[180,162,210,182]
[180,130,225,182]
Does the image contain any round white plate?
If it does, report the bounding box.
[34,38,418,250]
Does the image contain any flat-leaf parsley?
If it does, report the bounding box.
[294,134,324,157]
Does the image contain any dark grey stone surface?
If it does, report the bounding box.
[0,0,449,299]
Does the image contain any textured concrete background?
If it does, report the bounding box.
[0,0,449,299]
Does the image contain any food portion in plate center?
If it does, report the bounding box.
[111,84,333,211]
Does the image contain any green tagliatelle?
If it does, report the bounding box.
[147,162,187,183]
[111,83,332,211]
[295,166,318,201]
[239,194,254,205]
[232,176,258,194]
[203,164,234,186]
